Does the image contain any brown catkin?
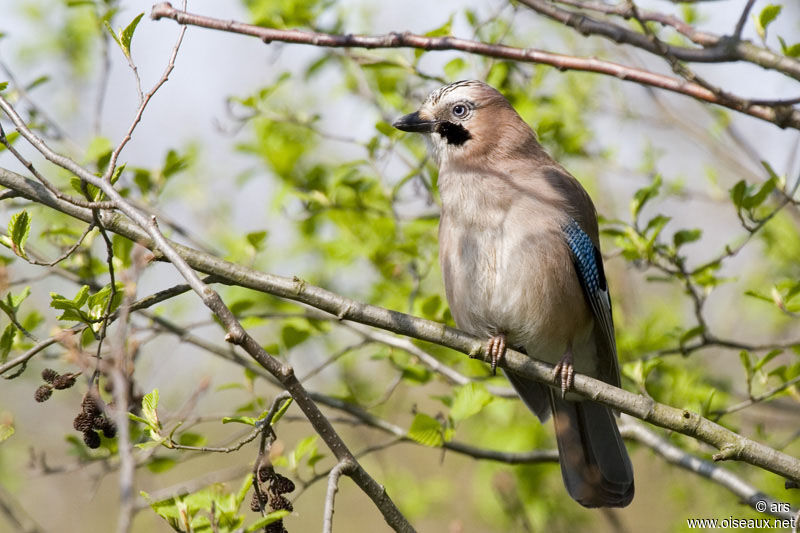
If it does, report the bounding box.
[83,430,101,449]
[34,385,53,402]
[41,368,59,383]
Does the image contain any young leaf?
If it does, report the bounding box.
[630,174,662,219]
[742,177,776,209]
[0,416,14,442]
[407,413,444,447]
[729,180,747,209]
[0,323,16,362]
[450,383,493,424]
[7,210,30,259]
[142,389,161,436]
[754,4,782,40]
[673,229,702,248]
[778,36,800,57]
[120,13,144,60]
[245,510,290,532]
[753,349,782,372]
[271,397,293,425]
[222,415,256,426]
[246,230,268,251]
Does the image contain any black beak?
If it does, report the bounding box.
[392,111,437,133]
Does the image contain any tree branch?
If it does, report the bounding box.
[323,459,356,533]
[520,0,800,82]
[1,163,798,484]
[148,2,800,131]
[620,415,797,520]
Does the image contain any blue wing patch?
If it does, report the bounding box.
[562,218,618,367]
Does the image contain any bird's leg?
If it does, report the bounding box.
[486,334,506,376]
[552,346,574,398]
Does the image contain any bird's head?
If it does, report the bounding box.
[393,80,535,167]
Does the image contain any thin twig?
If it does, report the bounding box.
[733,0,757,39]
[0,123,115,210]
[322,460,355,533]
[102,3,188,183]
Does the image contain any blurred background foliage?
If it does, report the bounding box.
[0,0,798,532]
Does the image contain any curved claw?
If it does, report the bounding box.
[486,335,507,376]
[552,350,574,398]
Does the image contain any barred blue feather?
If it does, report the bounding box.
[562,217,618,381]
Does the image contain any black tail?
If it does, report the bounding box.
[550,391,634,508]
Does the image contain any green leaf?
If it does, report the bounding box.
[178,432,207,447]
[0,417,13,442]
[630,174,662,219]
[271,397,293,425]
[673,229,702,248]
[679,325,704,348]
[450,383,493,424]
[291,435,318,466]
[424,17,453,38]
[147,456,177,473]
[245,510,290,532]
[108,12,144,60]
[49,288,93,323]
[740,351,753,379]
[142,389,161,434]
[245,230,268,251]
[281,321,310,350]
[444,57,467,79]
[730,180,747,209]
[778,36,800,57]
[0,324,15,362]
[754,349,782,372]
[7,210,31,259]
[73,285,90,307]
[235,473,254,509]
[128,413,151,426]
[754,4,782,40]
[0,81,7,91]
[162,149,190,179]
[10,286,30,309]
[120,13,144,54]
[87,282,124,319]
[407,413,444,447]
[742,177,776,209]
[222,415,256,426]
[25,75,49,92]
[103,20,122,50]
[112,235,134,269]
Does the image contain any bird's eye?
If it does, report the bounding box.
[452,104,467,118]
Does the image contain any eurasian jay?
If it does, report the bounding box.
[393,80,634,508]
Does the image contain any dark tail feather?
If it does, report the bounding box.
[504,370,551,423]
[550,391,634,508]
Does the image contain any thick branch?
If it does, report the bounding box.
[148,2,800,130]
[2,165,798,483]
[522,0,800,83]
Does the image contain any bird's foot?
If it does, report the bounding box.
[486,334,506,376]
[553,350,574,398]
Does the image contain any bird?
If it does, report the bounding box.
[393,80,634,508]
